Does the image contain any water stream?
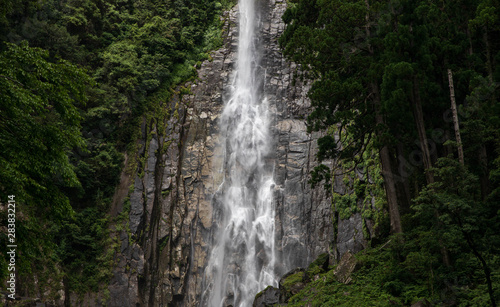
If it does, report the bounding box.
[200,0,278,305]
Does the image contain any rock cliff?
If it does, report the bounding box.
[107,0,370,306]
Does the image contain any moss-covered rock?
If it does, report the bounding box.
[279,268,306,303]
[333,251,358,284]
[253,285,280,307]
[305,252,329,281]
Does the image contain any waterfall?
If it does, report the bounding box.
[200,0,278,306]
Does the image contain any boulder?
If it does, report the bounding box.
[279,268,306,303]
[306,252,330,280]
[253,286,280,307]
[333,251,358,284]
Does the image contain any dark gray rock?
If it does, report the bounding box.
[253,286,280,307]
[129,175,144,234]
[336,214,366,258]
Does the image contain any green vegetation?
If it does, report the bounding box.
[1,0,498,305]
[281,0,500,305]
[306,252,329,277]
[0,0,234,301]
[283,271,305,290]
[286,245,417,306]
[286,232,500,306]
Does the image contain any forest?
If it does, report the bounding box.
[0,0,233,301]
[280,0,500,305]
[0,0,499,305]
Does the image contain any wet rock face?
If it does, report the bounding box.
[108,0,369,306]
[260,0,337,278]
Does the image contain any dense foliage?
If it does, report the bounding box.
[1,0,498,304]
[281,0,500,305]
[0,0,232,301]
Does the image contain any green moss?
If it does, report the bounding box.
[159,235,169,253]
[285,235,500,306]
[173,102,180,119]
[306,266,322,278]
[306,253,329,277]
[283,272,305,290]
[287,248,402,306]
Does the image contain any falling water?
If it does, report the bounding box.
[200,0,278,306]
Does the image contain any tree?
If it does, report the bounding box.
[281,0,500,303]
[0,42,92,215]
[280,0,403,233]
[0,40,94,293]
[414,157,499,306]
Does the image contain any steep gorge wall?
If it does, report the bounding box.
[107,1,369,306]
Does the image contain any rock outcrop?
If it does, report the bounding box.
[332,251,358,284]
[107,0,371,306]
[253,286,280,307]
[252,251,361,306]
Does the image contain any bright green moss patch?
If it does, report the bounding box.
[283,272,305,290]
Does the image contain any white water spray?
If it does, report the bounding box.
[200,0,278,306]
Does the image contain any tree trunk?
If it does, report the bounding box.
[412,76,434,184]
[458,216,497,307]
[365,0,401,233]
[396,142,412,214]
[412,76,451,266]
[479,145,490,200]
[373,84,402,234]
[447,69,464,165]
[466,27,473,56]
[64,276,71,307]
[484,28,494,84]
